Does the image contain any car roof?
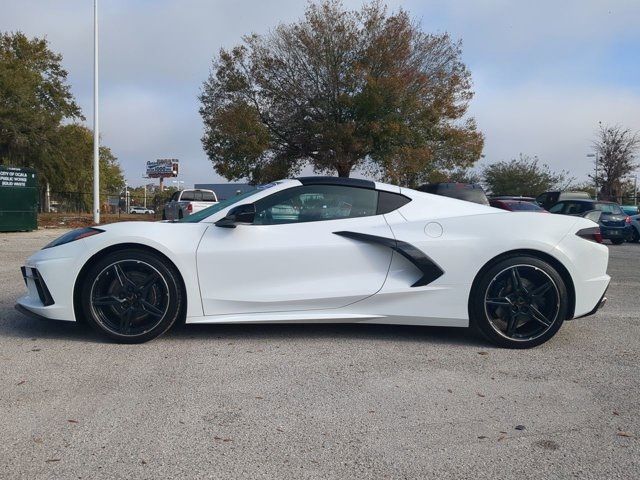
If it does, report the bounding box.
[296,176,375,189]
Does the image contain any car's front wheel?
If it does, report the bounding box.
[470,255,568,348]
[80,249,183,343]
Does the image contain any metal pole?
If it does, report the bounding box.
[92,0,100,224]
[144,183,147,209]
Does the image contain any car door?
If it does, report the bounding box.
[196,184,394,316]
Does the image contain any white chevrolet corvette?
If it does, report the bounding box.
[17,177,610,348]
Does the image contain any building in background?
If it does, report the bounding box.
[194,183,253,201]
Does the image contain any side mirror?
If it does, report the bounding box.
[215,203,256,228]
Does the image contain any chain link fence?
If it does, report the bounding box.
[44,190,171,219]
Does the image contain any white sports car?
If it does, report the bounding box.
[16,177,610,348]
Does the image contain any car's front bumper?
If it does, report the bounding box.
[16,244,85,322]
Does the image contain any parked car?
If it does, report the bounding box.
[621,205,639,216]
[17,176,610,348]
[628,214,640,243]
[548,199,632,244]
[489,198,547,212]
[417,183,489,205]
[129,206,154,215]
[490,196,536,203]
[536,191,590,211]
[162,189,218,220]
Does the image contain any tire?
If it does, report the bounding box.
[80,249,184,343]
[611,238,625,245]
[162,210,167,220]
[470,255,568,349]
[178,210,184,219]
[631,229,640,243]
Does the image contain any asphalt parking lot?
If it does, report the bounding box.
[0,230,638,479]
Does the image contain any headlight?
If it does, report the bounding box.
[42,227,104,249]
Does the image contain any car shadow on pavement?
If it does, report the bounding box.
[169,322,487,347]
[2,308,487,347]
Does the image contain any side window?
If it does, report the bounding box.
[564,202,581,215]
[548,202,565,214]
[181,191,195,201]
[536,193,547,206]
[254,185,379,225]
[170,191,180,202]
[377,191,411,214]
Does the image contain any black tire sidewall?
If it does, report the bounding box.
[470,255,568,349]
[611,238,624,245]
[80,249,183,343]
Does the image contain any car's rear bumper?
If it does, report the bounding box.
[601,225,632,239]
[572,287,608,319]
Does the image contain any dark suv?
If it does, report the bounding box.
[535,191,590,211]
[417,183,489,205]
[548,199,632,244]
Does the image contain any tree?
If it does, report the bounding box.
[200,0,483,184]
[591,124,639,201]
[482,155,573,196]
[0,31,82,175]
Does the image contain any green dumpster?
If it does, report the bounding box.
[0,166,38,232]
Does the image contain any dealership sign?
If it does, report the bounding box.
[146,159,179,178]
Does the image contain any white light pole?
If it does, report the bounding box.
[92,0,100,223]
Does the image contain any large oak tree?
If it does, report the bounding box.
[200,0,484,185]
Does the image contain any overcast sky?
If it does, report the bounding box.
[2,0,639,187]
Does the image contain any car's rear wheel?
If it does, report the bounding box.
[80,249,183,343]
[470,255,568,348]
[631,228,640,243]
[611,238,625,245]
[162,210,167,220]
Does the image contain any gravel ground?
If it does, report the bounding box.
[0,229,638,479]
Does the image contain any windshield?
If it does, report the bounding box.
[179,183,277,223]
[594,203,623,214]
[507,201,543,211]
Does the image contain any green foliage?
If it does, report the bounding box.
[0,32,82,174]
[482,155,573,196]
[0,31,125,205]
[200,0,483,184]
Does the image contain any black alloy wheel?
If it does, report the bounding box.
[80,249,183,343]
[471,256,568,348]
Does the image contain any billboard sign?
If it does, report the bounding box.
[146,159,179,178]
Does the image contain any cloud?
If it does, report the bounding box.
[471,83,640,179]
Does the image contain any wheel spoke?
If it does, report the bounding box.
[486,297,512,307]
[510,267,521,290]
[140,299,164,318]
[138,272,159,295]
[113,263,135,288]
[93,295,124,307]
[506,313,519,336]
[119,307,134,334]
[529,305,552,327]
[532,281,552,297]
